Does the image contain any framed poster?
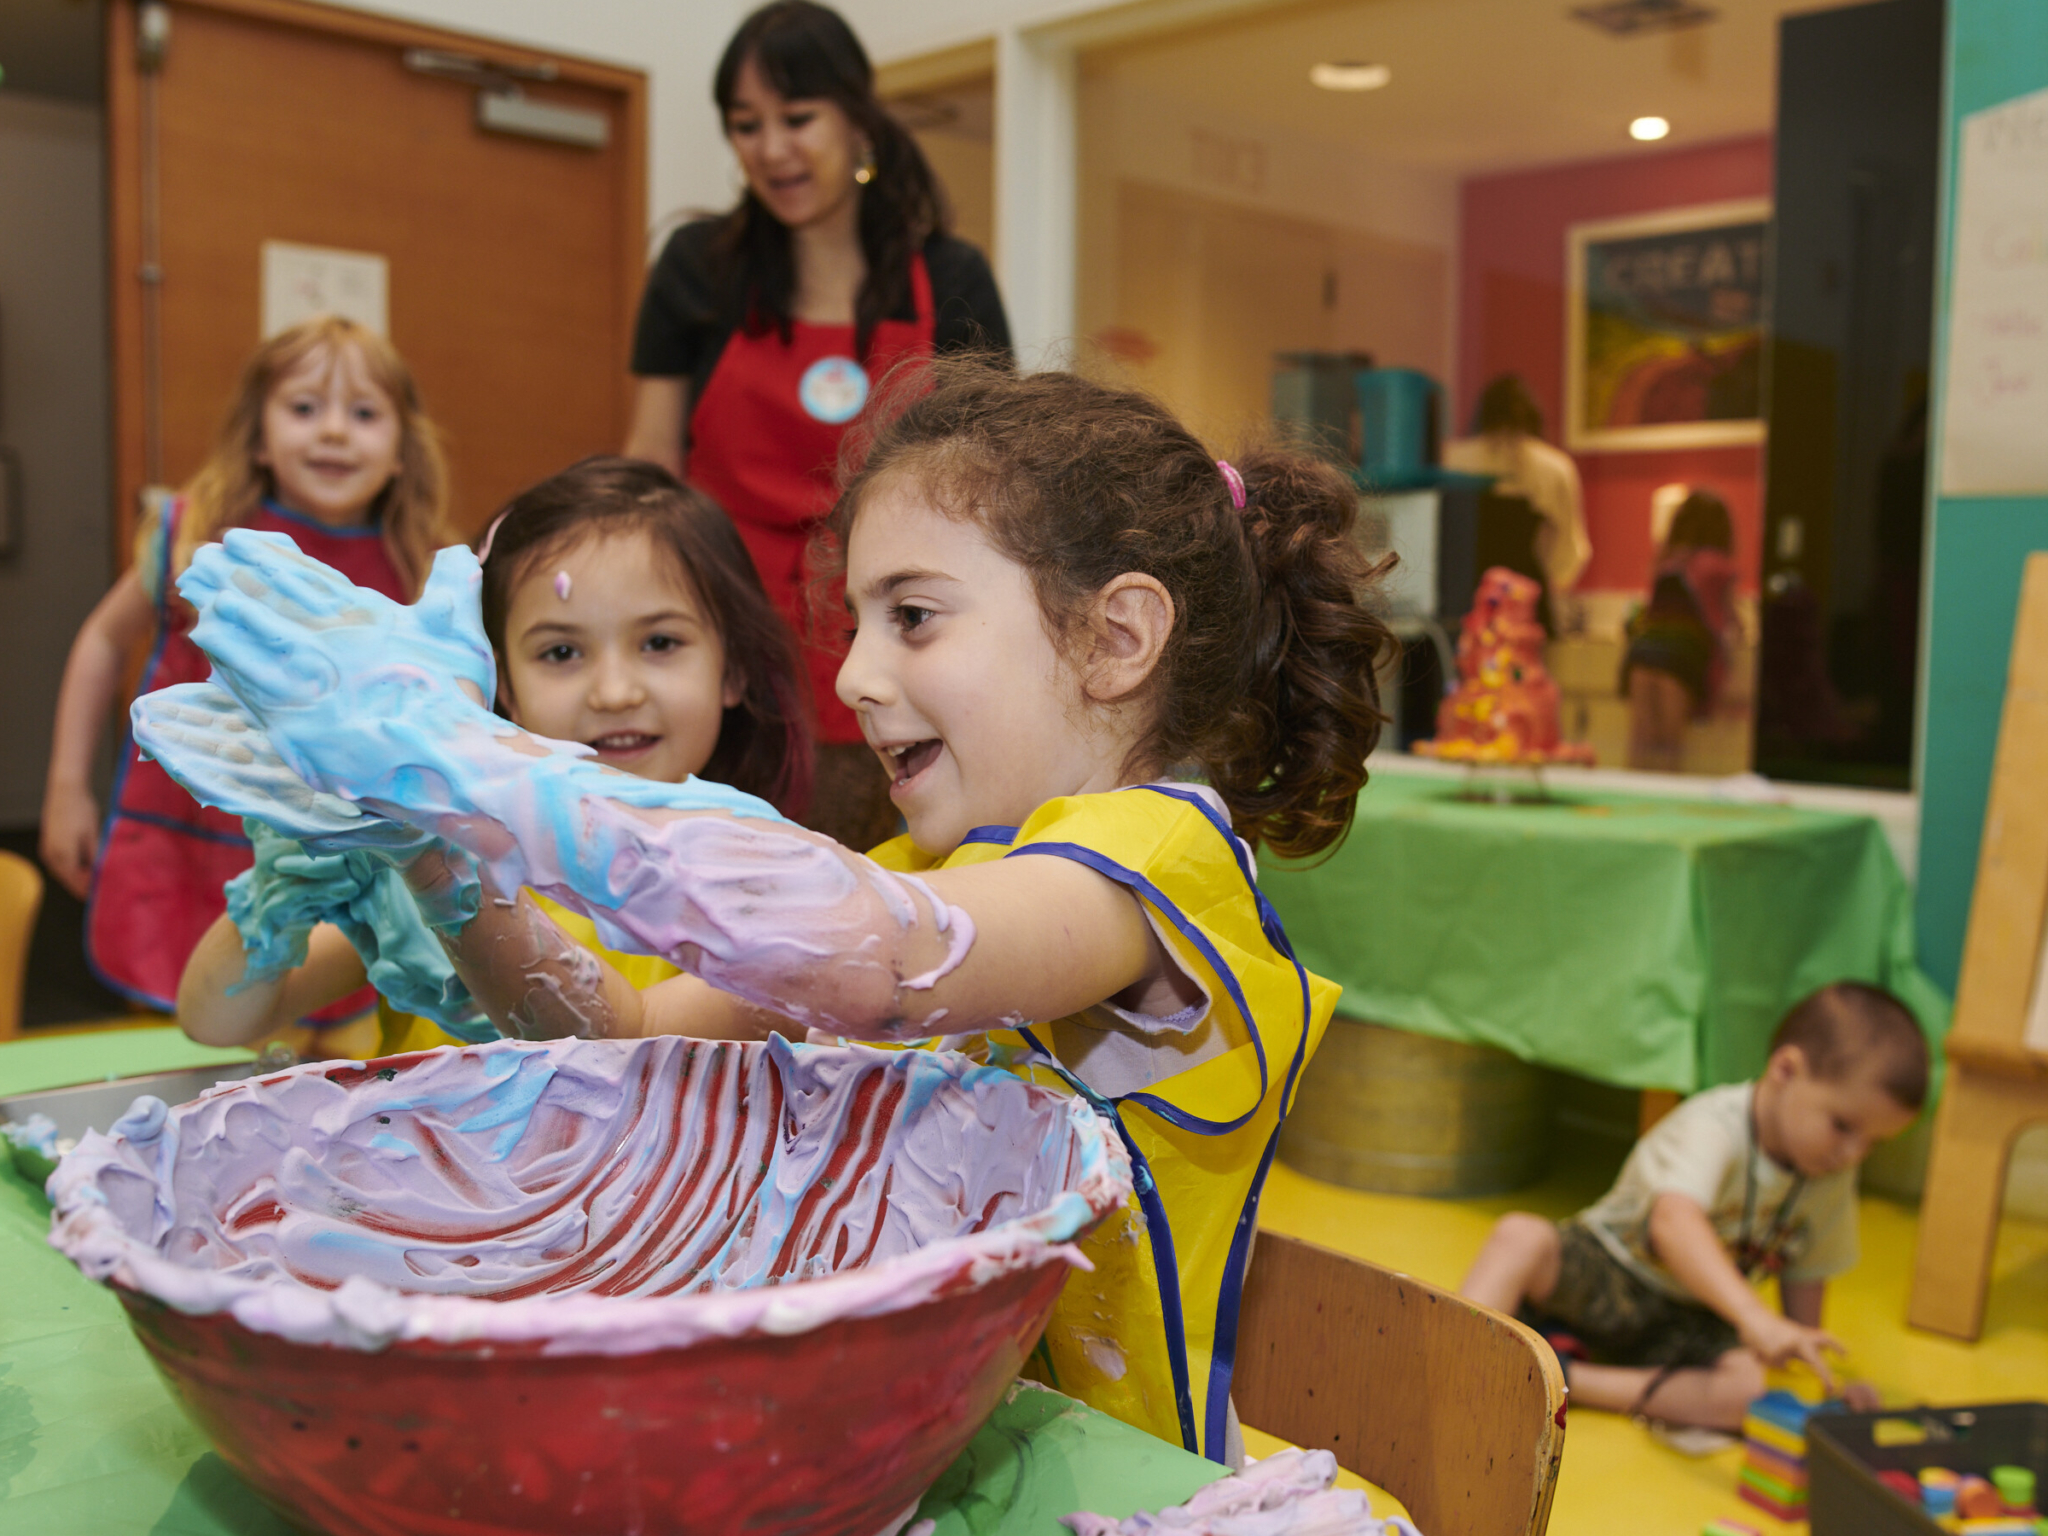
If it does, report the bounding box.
[1565,199,1769,451]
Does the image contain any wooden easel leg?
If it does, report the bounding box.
[1907,1066,2036,1340]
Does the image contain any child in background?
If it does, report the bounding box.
[175,455,812,1058]
[1621,487,1741,772]
[42,316,453,1014]
[1461,982,1927,1432]
[143,361,1390,1464]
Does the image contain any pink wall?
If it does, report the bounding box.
[1457,135,1774,593]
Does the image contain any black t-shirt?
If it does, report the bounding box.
[630,218,1011,431]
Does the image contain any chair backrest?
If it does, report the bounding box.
[0,849,43,1041]
[1234,1231,1565,1536]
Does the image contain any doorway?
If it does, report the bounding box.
[107,0,649,546]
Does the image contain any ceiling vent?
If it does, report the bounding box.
[1570,0,1718,36]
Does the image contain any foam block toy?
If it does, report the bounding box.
[1963,1477,2010,1519]
[1992,1466,2038,1517]
[1879,1469,1926,1502]
[1702,1521,1762,1536]
[1737,1388,1844,1521]
[1922,1466,1961,1517]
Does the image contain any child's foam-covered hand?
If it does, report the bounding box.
[224,821,488,1038]
[131,681,428,856]
[181,532,497,794]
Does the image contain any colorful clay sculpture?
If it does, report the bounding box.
[1413,567,1596,767]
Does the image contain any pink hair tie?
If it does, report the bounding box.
[475,510,509,564]
[1216,460,1247,509]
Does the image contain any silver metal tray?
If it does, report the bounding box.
[2,1059,269,1185]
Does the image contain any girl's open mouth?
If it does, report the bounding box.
[886,739,941,788]
[590,732,660,758]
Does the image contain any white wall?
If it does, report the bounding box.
[0,93,112,823]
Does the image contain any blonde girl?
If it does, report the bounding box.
[143,361,1390,1463]
[42,316,451,1010]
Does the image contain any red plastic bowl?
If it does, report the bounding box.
[50,1035,1128,1536]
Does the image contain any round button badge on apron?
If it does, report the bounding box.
[798,357,870,424]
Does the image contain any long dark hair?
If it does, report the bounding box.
[478,456,814,816]
[713,1,947,360]
[1665,489,1734,554]
[829,361,1394,860]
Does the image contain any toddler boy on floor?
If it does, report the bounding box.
[1461,981,1927,1431]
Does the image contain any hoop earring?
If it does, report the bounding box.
[853,146,876,186]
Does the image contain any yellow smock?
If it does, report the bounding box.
[374,894,684,1056]
[868,784,1338,1461]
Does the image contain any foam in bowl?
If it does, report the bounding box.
[48,1034,1130,1355]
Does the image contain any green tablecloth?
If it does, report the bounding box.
[1261,772,1951,1092]
[0,1030,1222,1535]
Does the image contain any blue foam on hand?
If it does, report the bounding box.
[131,680,413,847]
[224,821,491,1041]
[174,531,791,911]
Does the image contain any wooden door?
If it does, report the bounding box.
[107,0,647,547]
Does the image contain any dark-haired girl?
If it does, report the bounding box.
[156,364,1390,1463]
[174,456,812,1058]
[1622,487,1741,772]
[624,0,1010,851]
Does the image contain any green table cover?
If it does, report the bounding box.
[1260,771,1951,1092]
[0,1030,1223,1535]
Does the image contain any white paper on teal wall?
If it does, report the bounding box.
[1939,86,2048,497]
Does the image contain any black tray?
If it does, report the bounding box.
[1808,1402,2048,1536]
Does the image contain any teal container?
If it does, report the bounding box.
[1356,368,1441,488]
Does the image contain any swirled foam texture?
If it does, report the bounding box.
[49,1036,1129,1356]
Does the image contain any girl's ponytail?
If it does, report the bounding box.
[1210,449,1391,860]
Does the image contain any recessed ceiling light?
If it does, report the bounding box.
[1311,61,1392,92]
[1630,115,1671,141]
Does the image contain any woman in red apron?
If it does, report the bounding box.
[43,318,452,1019]
[625,0,1009,850]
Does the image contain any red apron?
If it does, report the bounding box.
[687,255,936,745]
[86,501,411,1015]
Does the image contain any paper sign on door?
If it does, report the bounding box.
[261,241,389,339]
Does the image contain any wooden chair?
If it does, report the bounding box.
[1908,553,2048,1340]
[0,850,43,1042]
[1237,1231,1566,1536]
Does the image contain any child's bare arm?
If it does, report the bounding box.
[1780,1279,1878,1406]
[1649,1190,1843,1388]
[177,913,369,1047]
[43,570,156,897]
[408,853,786,1043]
[1781,1277,1824,1326]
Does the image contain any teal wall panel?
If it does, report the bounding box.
[1914,0,2048,992]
